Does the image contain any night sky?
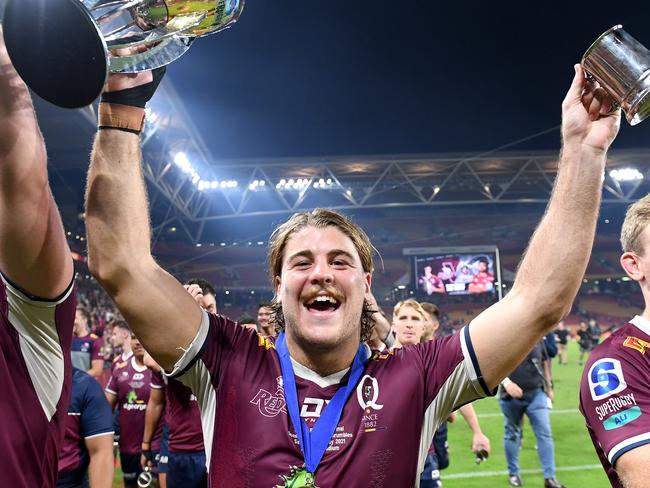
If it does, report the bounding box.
[165,0,650,161]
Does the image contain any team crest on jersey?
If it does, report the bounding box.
[356,375,384,411]
[623,336,650,355]
[588,358,627,401]
[250,376,287,417]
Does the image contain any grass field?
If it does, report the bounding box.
[443,341,609,487]
[112,341,609,487]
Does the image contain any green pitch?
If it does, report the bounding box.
[443,341,610,487]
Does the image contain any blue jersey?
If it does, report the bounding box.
[57,368,113,487]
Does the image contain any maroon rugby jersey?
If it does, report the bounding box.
[0,273,75,487]
[106,356,164,454]
[165,377,205,452]
[173,312,491,487]
[580,316,650,487]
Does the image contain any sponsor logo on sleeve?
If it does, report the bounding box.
[623,336,650,355]
[602,406,642,430]
[588,358,627,401]
[595,393,637,420]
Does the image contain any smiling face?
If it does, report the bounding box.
[392,303,425,346]
[275,225,371,356]
[131,333,145,360]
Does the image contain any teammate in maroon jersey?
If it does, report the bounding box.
[110,320,133,371]
[580,194,650,487]
[106,333,163,487]
[0,29,76,487]
[72,305,104,377]
[85,62,620,485]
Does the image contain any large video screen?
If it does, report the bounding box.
[408,247,501,299]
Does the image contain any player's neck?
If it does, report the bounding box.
[133,355,145,367]
[75,325,89,337]
[122,343,132,355]
[286,335,359,377]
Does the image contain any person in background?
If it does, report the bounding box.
[256,302,276,337]
[499,341,561,488]
[57,368,114,488]
[554,321,569,365]
[106,332,163,487]
[237,314,258,332]
[72,305,105,377]
[577,321,591,365]
[110,320,133,370]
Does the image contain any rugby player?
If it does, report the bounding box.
[57,368,114,488]
[580,194,650,487]
[0,29,76,487]
[72,305,105,377]
[106,332,163,487]
[85,64,620,485]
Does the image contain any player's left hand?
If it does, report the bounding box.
[471,432,491,454]
[184,284,204,304]
[561,64,621,154]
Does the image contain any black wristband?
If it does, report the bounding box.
[98,126,141,135]
[101,66,167,108]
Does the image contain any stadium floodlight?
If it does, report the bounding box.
[248,179,266,191]
[609,167,644,181]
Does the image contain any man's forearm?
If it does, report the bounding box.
[87,446,114,488]
[510,144,605,326]
[86,129,152,290]
[458,403,482,434]
[142,401,164,449]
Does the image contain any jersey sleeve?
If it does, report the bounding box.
[91,337,104,362]
[419,326,494,423]
[580,347,650,467]
[150,370,165,390]
[1,273,75,421]
[411,325,495,481]
[81,375,114,438]
[105,368,118,396]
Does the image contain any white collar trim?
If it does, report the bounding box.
[630,315,650,336]
[131,356,148,373]
[290,343,371,389]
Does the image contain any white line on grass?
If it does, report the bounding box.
[478,408,579,418]
[444,464,602,479]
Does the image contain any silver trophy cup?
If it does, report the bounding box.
[2,0,245,108]
[582,25,650,126]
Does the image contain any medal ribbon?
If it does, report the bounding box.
[276,331,368,476]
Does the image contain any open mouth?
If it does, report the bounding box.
[304,295,341,313]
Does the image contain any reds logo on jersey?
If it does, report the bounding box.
[250,377,287,417]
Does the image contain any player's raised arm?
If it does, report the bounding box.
[85,69,202,371]
[469,65,621,390]
[0,28,72,298]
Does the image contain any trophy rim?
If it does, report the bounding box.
[581,24,624,63]
[3,0,110,108]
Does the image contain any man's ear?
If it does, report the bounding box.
[363,272,372,298]
[621,252,644,282]
[274,275,282,302]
